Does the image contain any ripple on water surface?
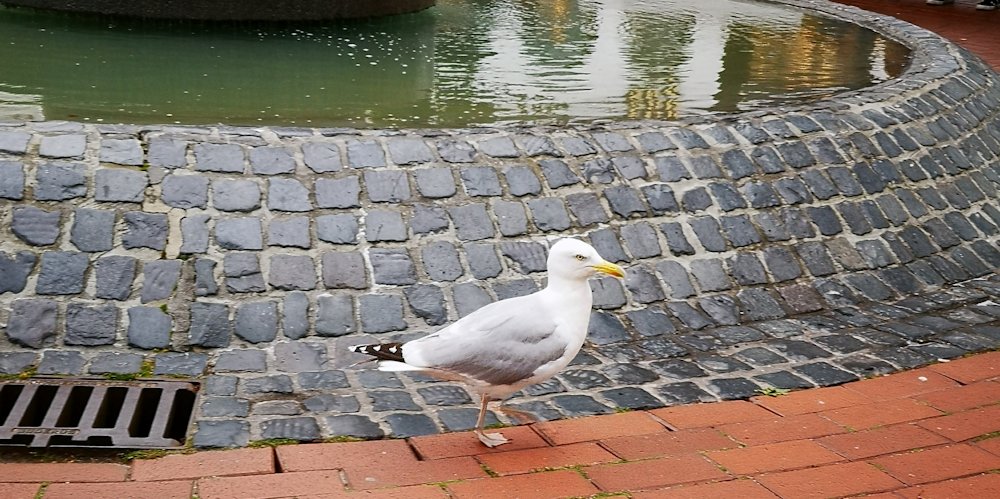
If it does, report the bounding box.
[0,0,910,127]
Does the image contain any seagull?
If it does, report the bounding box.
[349,238,626,447]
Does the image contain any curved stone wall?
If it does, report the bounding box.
[0,0,436,21]
[2,0,1000,446]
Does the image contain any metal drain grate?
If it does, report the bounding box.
[0,378,199,448]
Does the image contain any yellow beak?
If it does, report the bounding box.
[592,260,626,279]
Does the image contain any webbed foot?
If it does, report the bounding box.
[476,430,510,448]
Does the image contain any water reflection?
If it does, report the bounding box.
[0,0,908,127]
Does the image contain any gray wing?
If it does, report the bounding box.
[404,294,567,386]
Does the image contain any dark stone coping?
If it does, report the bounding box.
[0,0,437,21]
[2,0,1000,446]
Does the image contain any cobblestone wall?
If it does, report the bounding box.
[3,0,1000,446]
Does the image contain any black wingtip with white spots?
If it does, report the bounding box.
[350,342,405,362]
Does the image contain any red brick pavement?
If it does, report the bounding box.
[0,350,996,498]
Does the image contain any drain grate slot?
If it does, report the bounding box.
[0,378,199,449]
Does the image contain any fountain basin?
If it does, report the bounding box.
[0,0,436,20]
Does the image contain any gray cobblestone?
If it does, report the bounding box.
[369,248,416,285]
[71,208,114,252]
[315,294,355,336]
[213,179,261,211]
[194,258,218,296]
[302,142,342,172]
[268,178,312,212]
[36,162,87,200]
[95,256,136,300]
[437,139,476,163]
[268,255,316,291]
[486,201,525,238]
[216,217,263,250]
[127,306,172,349]
[234,301,279,343]
[162,175,208,208]
[413,168,456,198]
[504,165,542,196]
[37,351,84,375]
[387,137,434,164]
[322,251,368,289]
[224,253,265,293]
[123,212,168,250]
[63,303,117,346]
[0,161,25,199]
[421,241,463,281]
[268,217,310,248]
[346,139,386,167]
[189,302,232,348]
[142,260,182,303]
[461,166,502,196]
[315,176,361,208]
[0,251,35,294]
[365,170,411,202]
[36,251,88,295]
[539,159,580,188]
[39,134,86,158]
[89,352,143,374]
[365,210,408,242]
[250,146,295,175]
[465,243,502,279]
[193,143,245,173]
[527,198,571,231]
[147,138,187,168]
[360,295,406,333]
[0,131,30,155]
[448,204,494,240]
[316,214,358,245]
[12,206,61,246]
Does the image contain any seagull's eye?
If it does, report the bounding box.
[574,254,586,261]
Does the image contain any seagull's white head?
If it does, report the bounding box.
[547,238,626,282]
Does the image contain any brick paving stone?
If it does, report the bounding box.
[707,440,843,474]
[44,481,193,499]
[447,470,598,499]
[0,463,128,483]
[410,426,548,460]
[874,443,1000,486]
[817,423,950,460]
[752,385,871,416]
[131,447,273,481]
[533,411,665,445]
[601,428,736,460]
[893,473,1000,499]
[844,368,959,400]
[197,470,341,499]
[756,461,903,498]
[916,404,1000,442]
[651,401,776,429]
[719,413,847,445]
[821,398,943,430]
[927,351,1000,383]
[478,442,618,476]
[587,453,729,492]
[632,479,780,499]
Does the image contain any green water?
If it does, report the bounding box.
[0,0,909,127]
